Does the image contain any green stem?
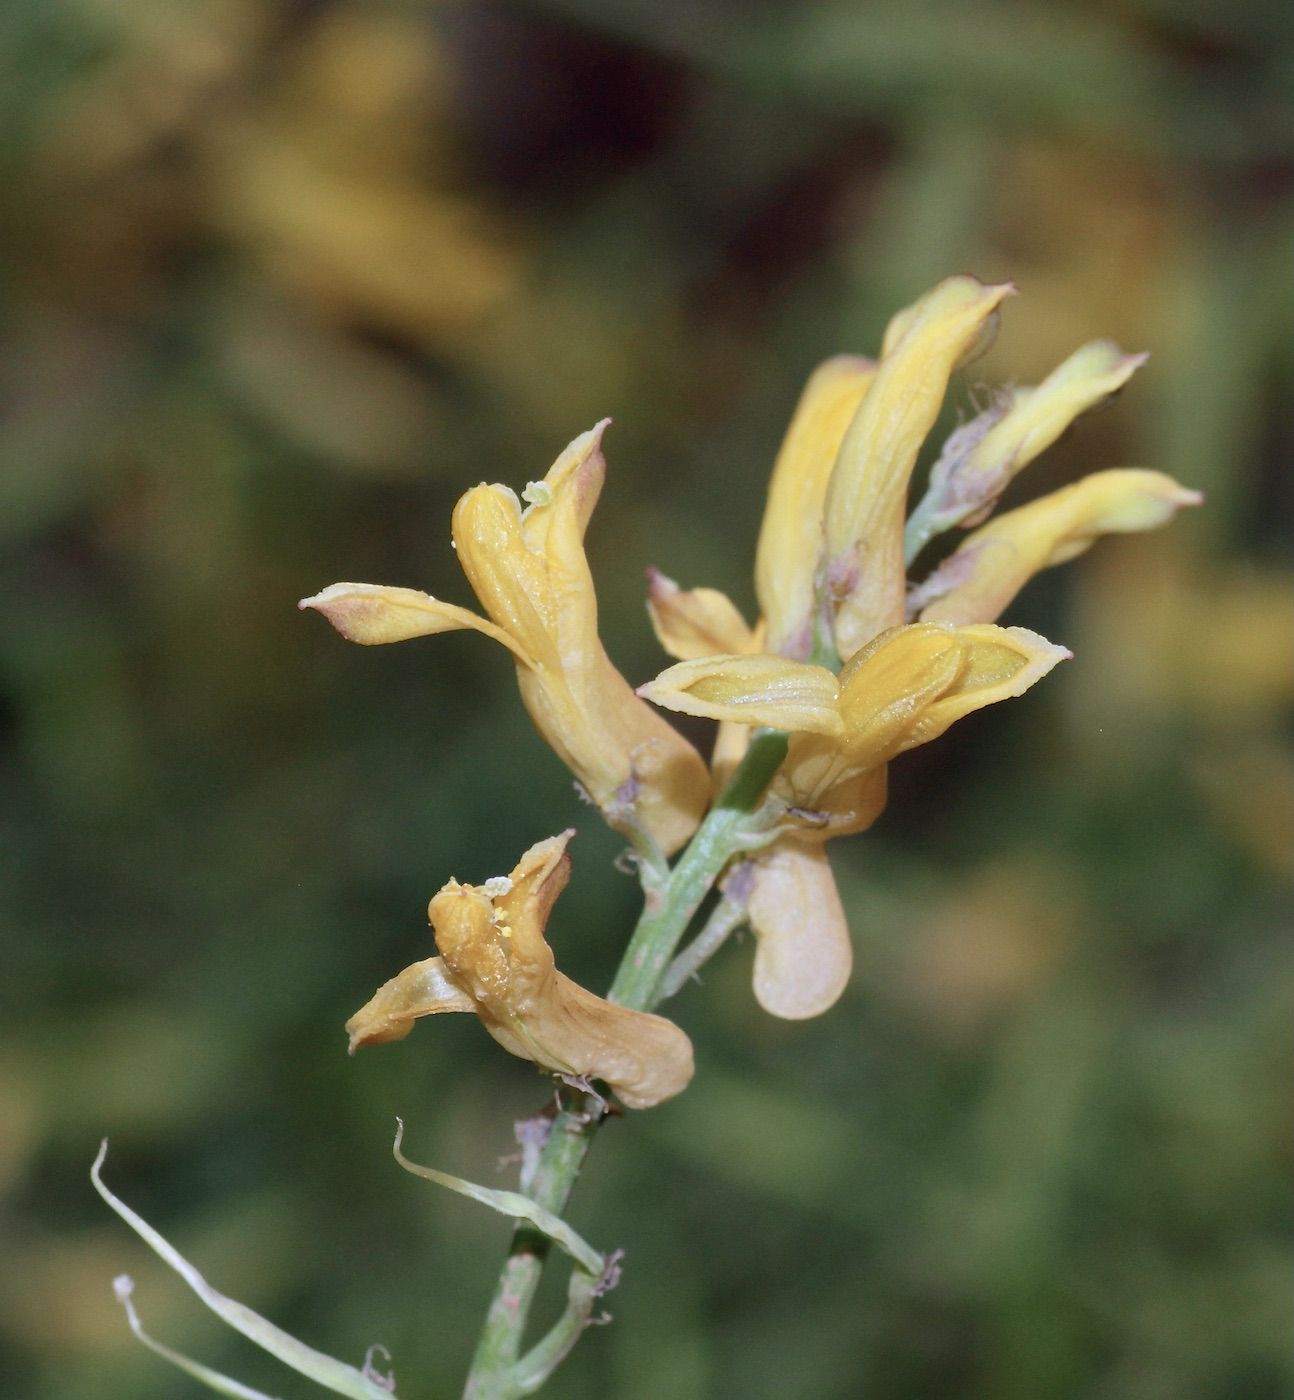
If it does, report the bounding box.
[460,728,789,1399]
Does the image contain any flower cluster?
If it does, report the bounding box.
[303,274,1200,1098]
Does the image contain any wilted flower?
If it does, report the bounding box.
[346,831,695,1110]
[302,422,711,855]
[637,276,1201,1019]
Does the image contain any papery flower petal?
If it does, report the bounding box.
[300,581,533,662]
[453,423,711,855]
[639,654,843,737]
[419,833,694,1109]
[345,956,476,1051]
[754,355,877,660]
[913,342,1148,543]
[645,569,757,659]
[823,276,1016,661]
[747,841,852,1019]
[915,469,1204,626]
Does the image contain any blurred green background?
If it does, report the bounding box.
[1,1,1290,1397]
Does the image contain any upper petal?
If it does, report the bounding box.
[839,621,1070,762]
[754,355,877,660]
[646,570,758,660]
[823,277,1015,661]
[915,469,1203,626]
[639,654,844,737]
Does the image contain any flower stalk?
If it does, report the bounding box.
[462,727,790,1398]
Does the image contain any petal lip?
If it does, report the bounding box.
[915,468,1203,626]
[300,580,536,664]
[638,654,844,737]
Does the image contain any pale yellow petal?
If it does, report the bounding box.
[646,570,757,659]
[777,623,1066,816]
[299,582,533,663]
[894,623,1071,752]
[345,956,475,1052]
[748,841,852,1019]
[917,469,1204,626]
[754,355,877,660]
[639,654,843,737]
[823,277,1015,661]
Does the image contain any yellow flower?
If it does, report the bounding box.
[302,422,711,855]
[640,622,1068,1016]
[911,468,1203,625]
[904,340,1150,556]
[635,279,1199,1021]
[346,832,695,1109]
[752,355,877,661]
[822,276,1015,661]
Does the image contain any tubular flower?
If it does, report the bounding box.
[910,468,1204,626]
[346,832,695,1109]
[904,340,1150,557]
[753,354,877,661]
[302,422,710,855]
[637,277,1200,1019]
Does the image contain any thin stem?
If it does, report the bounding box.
[657,875,751,1003]
[460,728,789,1399]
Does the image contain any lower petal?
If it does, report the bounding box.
[748,842,852,1019]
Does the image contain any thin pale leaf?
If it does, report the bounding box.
[113,1276,282,1400]
[92,1144,398,1400]
[392,1121,603,1276]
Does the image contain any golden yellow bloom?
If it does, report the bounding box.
[912,468,1203,626]
[822,276,1015,661]
[303,422,711,855]
[346,832,695,1110]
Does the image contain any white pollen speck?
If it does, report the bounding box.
[483,876,513,897]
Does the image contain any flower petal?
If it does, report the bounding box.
[645,569,757,659]
[915,469,1204,626]
[300,581,533,662]
[778,623,1066,815]
[345,956,476,1052]
[639,654,843,736]
[754,355,877,660]
[748,841,852,1019]
[823,276,1015,661]
[893,623,1071,753]
[912,342,1149,547]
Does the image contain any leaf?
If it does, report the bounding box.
[92,1142,399,1400]
[392,1120,603,1276]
